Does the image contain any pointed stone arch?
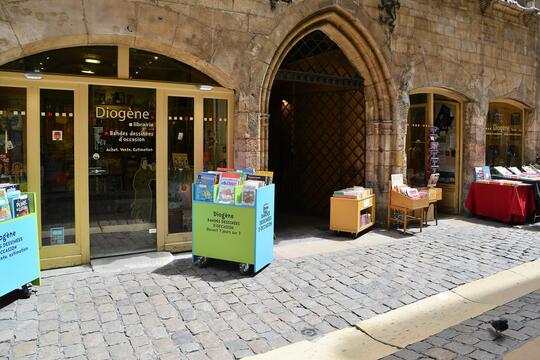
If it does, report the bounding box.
[260,5,399,214]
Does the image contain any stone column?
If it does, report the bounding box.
[462,99,489,211]
[524,108,539,163]
[259,113,270,170]
[233,111,268,170]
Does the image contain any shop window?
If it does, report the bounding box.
[129,48,218,85]
[40,89,75,246]
[0,87,27,191]
[88,85,157,257]
[486,102,523,167]
[406,93,459,186]
[203,99,228,171]
[0,46,117,77]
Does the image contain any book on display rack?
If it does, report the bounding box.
[193,169,273,206]
[0,183,31,222]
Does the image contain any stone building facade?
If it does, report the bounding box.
[0,0,539,218]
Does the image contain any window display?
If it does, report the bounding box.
[168,96,194,234]
[88,85,157,258]
[486,102,523,167]
[203,99,228,171]
[407,94,459,186]
[40,89,75,246]
[0,87,27,192]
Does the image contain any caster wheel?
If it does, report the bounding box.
[21,284,32,299]
[195,256,208,267]
[239,263,251,275]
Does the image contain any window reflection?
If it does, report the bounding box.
[486,103,523,167]
[0,87,27,191]
[203,99,228,171]
[168,97,194,234]
[40,89,75,246]
[0,46,117,77]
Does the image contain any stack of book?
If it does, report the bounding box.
[333,187,372,199]
[194,169,273,206]
[0,183,31,222]
[360,213,371,226]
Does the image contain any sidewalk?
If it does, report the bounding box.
[0,217,539,359]
[385,289,540,360]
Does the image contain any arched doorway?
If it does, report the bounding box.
[268,30,366,235]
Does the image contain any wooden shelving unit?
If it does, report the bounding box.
[330,194,375,237]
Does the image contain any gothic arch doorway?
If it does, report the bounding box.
[268,30,366,235]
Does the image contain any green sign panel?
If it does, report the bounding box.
[192,202,255,264]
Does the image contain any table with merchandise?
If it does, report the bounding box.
[465,181,536,224]
[491,165,540,222]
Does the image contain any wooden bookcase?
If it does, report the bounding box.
[330,194,375,237]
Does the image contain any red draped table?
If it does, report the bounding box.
[465,182,536,224]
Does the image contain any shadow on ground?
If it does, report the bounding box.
[0,289,29,310]
[152,256,254,281]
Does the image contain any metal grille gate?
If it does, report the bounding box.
[269,31,366,217]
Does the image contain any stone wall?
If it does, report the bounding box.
[0,0,539,217]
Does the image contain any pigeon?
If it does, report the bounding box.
[489,319,508,339]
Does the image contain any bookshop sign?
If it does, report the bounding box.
[95,106,150,121]
[193,203,255,264]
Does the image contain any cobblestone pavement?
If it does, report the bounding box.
[384,289,540,360]
[0,218,539,360]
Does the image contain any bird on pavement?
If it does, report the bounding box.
[489,319,508,339]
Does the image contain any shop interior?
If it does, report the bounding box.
[0,46,232,263]
[268,30,367,241]
[406,93,461,214]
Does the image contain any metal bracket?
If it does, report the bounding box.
[378,0,401,33]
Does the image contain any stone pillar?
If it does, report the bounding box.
[462,99,489,211]
[259,113,270,170]
[524,108,539,163]
[233,111,268,170]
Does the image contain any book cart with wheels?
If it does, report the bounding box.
[387,181,429,233]
[330,194,375,237]
[192,184,275,275]
[0,193,40,299]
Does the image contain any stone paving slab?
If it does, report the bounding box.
[0,218,539,359]
[383,289,540,360]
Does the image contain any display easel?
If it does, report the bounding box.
[387,181,429,233]
[330,194,375,237]
[0,193,40,298]
[192,184,275,274]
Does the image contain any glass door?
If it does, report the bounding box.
[160,94,231,252]
[167,96,195,235]
[434,99,459,212]
[88,85,157,258]
[40,90,76,246]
